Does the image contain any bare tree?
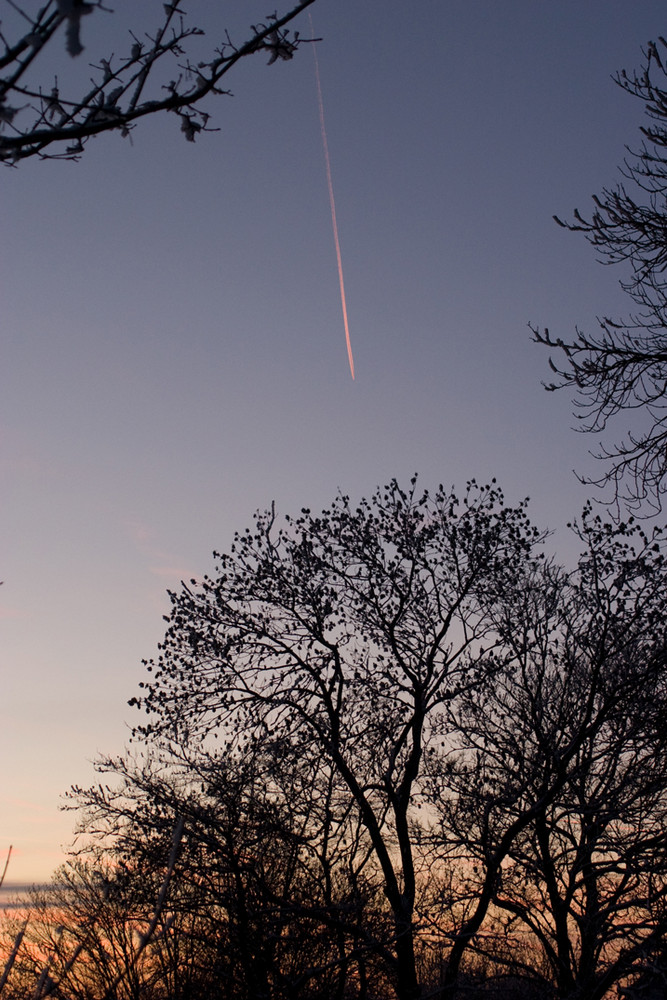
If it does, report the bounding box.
[70,739,389,1000]
[12,482,666,1000]
[533,36,667,514]
[129,478,543,1000]
[0,0,316,163]
[0,819,184,1000]
[435,510,667,999]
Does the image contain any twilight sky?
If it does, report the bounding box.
[2,0,665,885]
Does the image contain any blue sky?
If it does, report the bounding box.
[2,0,665,883]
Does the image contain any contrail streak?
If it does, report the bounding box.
[309,15,355,380]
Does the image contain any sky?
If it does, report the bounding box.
[2,0,666,885]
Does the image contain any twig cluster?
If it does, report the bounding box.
[0,0,316,163]
[534,36,667,514]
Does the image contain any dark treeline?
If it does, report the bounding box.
[2,480,667,1000]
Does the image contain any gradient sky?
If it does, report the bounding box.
[2,0,665,884]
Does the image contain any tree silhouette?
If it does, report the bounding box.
[68,741,389,1000]
[534,37,667,514]
[0,0,315,163]
[436,509,667,999]
[129,478,543,1000]
[124,481,667,999]
[6,480,665,1000]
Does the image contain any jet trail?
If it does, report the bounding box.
[309,15,355,380]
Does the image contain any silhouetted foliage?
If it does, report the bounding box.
[0,0,315,163]
[5,481,667,1000]
[534,37,667,514]
[124,481,667,1000]
[128,477,544,1000]
[68,742,389,1000]
[0,821,184,1000]
[435,508,667,1000]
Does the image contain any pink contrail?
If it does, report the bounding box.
[309,16,355,380]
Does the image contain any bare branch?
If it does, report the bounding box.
[0,0,317,163]
[537,36,667,514]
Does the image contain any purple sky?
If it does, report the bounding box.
[2,0,665,883]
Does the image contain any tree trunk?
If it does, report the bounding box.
[393,908,421,1000]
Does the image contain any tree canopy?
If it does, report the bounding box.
[51,479,667,1000]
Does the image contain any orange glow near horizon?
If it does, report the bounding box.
[310,17,355,380]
